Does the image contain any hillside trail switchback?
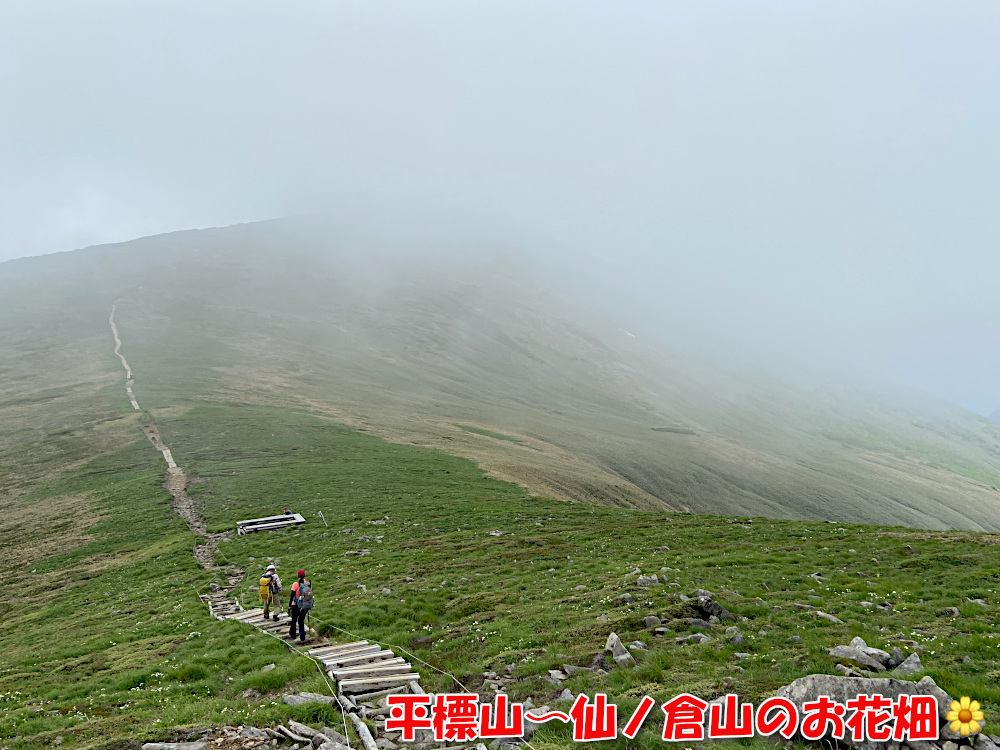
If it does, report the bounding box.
[109,304,240,582]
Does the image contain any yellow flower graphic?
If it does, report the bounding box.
[946,697,985,737]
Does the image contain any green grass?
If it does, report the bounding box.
[6,402,1000,749]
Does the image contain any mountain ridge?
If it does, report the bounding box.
[4,218,1000,528]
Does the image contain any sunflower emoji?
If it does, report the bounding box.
[947,697,985,737]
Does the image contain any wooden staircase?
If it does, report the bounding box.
[202,592,424,701]
[308,641,423,698]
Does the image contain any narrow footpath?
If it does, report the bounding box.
[109,304,240,580]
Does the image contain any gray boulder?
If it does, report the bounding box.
[696,595,735,621]
[848,637,892,665]
[777,674,955,745]
[320,728,351,745]
[604,632,636,667]
[827,645,885,672]
[814,610,844,624]
[288,721,318,738]
[893,653,923,676]
[637,574,660,587]
[643,615,662,627]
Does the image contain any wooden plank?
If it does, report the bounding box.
[323,650,396,668]
[331,661,410,680]
[339,674,420,693]
[318,645,382,663]
[348,713,378,750]
[308,641,369,657]
[229,610,265,621]
[237,513,305,527]
[313,645,378,661]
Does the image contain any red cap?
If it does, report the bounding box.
[298,569,305,577]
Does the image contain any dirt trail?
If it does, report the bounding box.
[109,304,240,582]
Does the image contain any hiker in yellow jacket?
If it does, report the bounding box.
[259,564,282,622]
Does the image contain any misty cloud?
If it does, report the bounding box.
[2,1,1000,412]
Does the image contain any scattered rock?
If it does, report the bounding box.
[375,740,398,750]
[574,585,587,591]
[860,601,874,608]
[615,593,634,604]
[813,611,844,624]
[604,632,636,667]
[776,674,955,744]
[261,663,276,672]
[730,632,746,646]
[827,645,885,672]
[238,728,269,740]
[787,636,801,643]
[345,550,370,557]
[696,596,735,621]
[320,728,351,745]
[637,575,660,587]
[488,530,505,536]
[595,614,609,622]
[893,653,923,676]
[288,721,318,738]
[834,664,864,678]
[889,647,905,668]
[654,627,668,636]
[644,615,662,628]
[938,607,961,617]
[675,633,711,646]
[734,652,750,661]
[629,641,647,651]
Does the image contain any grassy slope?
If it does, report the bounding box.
[7,223,1000,529]
[4,226,1000,747]
[6,401,1000,749]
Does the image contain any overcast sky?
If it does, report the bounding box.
[2,2,999,412]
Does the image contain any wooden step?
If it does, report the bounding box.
[318,645,382,663]
[309,642,369,658]
[312,643,377,660]
[330,659,409,680]
[229,609,265,621]
[323,650,397,669]
[339,674,420,694]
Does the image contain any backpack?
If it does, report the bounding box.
[296,580,314,611]
[259,573,275,600]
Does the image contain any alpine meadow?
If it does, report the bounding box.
[3,220,1000,749]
